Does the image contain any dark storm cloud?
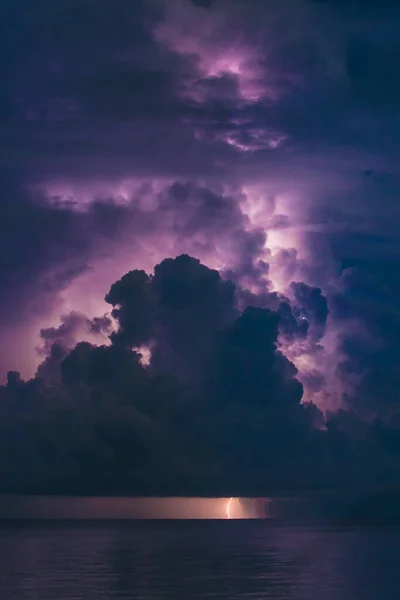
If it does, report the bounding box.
[0,0,197,177]
[35,343,70,387]
[346,39,400,112]
[2,1,397,169]
[39,311,111,355]
[159,181,245,240]
[35,311,113,385]
[2,255,400,496]
[222,228,270,295]
[306,166,400,413]
[107,254,237,381]
[8,0,270,178]
[0,177,132,321]
[0,0,400,491]
[0,175,251,322]
[331,261,400,413]
[0,180,85,317]
[191,0,216,8]
[310,0,400,15]
[0,170,268,385]
[0,0,398,196]
[0,0,386,179]
[0,256,310,495]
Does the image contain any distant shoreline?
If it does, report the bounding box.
[0,489,399,521]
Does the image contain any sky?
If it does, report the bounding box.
[1,0,400,495]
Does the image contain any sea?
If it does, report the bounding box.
[1,519,400,600]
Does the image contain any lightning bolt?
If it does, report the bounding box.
[226,497,240,519]
[226,497,233,519]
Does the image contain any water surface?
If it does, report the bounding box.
[1,520,400,599]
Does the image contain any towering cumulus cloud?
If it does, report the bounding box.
[0,0,400,493]
[2,254,400,495]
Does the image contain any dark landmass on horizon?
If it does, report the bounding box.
[1,490,400,524]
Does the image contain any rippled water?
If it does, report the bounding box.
[1,521,400,599]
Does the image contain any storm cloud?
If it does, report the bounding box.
[2,255,400,495]
[0,0,400,492]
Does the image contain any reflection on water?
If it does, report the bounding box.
[0,521,400,599]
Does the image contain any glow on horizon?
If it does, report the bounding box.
[0,496,270,519]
